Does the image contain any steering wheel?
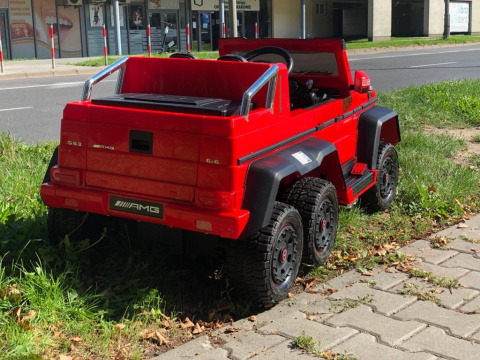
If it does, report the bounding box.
[243,46,294,74]
[169,52,198,59]
[289,78,307,110]
[217,54,248,62]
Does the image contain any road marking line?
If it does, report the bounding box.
[349,47,480,61]
[0,107,33,112]
[0,79,116,91]
[410,62,457,68]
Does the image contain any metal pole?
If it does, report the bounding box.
[0,28,4,73]
[147,25,152,57]
[228,0,238,37]
[444,0,450,39]
[103,24,108,65]
[50,25,55,69]
[219,0,225,38]
[301,0,306,39]
[114,0,122,55]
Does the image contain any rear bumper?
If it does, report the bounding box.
[41,183,250,239]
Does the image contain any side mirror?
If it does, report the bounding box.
[354,71,371,94]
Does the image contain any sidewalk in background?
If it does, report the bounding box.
[152,215,480,360]
[0,57,103,80]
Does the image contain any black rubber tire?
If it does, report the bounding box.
[47,208,102,246]
[226,202,303,304]
[283,178,339,266]
[360,143,399,213]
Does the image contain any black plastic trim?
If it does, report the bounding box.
[241,137,338,238]
[357,106,400,169]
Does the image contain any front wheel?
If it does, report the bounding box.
[360,143,399,213]
[226,202,303,304]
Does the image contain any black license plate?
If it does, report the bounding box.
[110,196,164,219]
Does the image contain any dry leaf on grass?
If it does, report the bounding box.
[114,323,126,331]
[181,317,195,329]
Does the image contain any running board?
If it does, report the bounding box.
[345,171,374,196]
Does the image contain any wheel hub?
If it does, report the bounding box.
[272,224,297,285]
[315,199,334,254]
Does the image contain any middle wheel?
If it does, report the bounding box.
[284,178,339,266]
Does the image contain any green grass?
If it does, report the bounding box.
[74,51,219,67]
[1,78,480,358]
[346,35,480,50]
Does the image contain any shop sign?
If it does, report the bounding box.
[149,0,180,10]
[450,1,469,33]
[191,0,259,12]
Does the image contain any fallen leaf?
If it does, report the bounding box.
[306,315,317,321]
[287,292,294,298]
[248,315,257,322]
[21,310,36,322]
[162,319,171,328]
[192,323,204,335]
[457,223,469,229]
[181,317,195,329]
[224,327,240,334]
[13,307,21,320]
[472,249,480,253]
[153,331,169,345]
[114,323,126,330]
[385,268,395,273]
[362,270,374,276]
[7,288,21,302]
[59,355,73,360]
[69,336,82,343]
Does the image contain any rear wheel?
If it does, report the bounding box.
[226,202,303,304]
[361,143,399,213]
[284,178,338,266]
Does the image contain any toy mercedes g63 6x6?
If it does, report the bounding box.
[41,38,400,304]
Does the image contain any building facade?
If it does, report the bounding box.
[0,0,477,60]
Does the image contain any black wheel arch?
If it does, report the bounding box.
[240,137,343,239]
[357,106,401,169]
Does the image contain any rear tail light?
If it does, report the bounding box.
[51,166,82,186]
[354,71,371,93]
[197,190,239,212]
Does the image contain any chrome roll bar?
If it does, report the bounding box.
[81,57,129,101]
[240,65,279,121]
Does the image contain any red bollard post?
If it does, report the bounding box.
[50,24,55,69]
[255,22,258,39]
[222,23,226,38]
[186,23,191,53]
[147,24,152,57]
[0,29,4,73]
[102,24,108,65]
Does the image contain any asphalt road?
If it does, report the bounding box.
[1,44,479,143]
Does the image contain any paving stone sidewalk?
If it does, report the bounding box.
[152,214,480,360]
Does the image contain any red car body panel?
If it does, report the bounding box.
[41,38,399,239]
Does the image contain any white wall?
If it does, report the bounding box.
[424,0,445,36]
[272,0,301,38]
[368,0,392,41]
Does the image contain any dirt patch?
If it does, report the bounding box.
[424,126,480,168]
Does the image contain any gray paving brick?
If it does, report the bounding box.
[413,259,470,279]
[250,340,317,359]
[151,335,228,360]
[326,305,426,346]
[254,301,301,328]
[392,278,479,309]
[401,326,480,360]
[395,300,480,337]
[370,268,410,290]
[447,238,480,254]
[221,332,285,360]
[327,282,416,315]
[319,269,363,290]
[434,215,480,241]
[297,294,336,322]
[458,271,480,290]
[258,311,357,349]
[472,331,480,343]
[459,294,480,314]
[400,240,458,264]
[332,332,436,360]
[441,253,480,271]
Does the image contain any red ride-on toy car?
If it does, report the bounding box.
[41,38,400,304]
